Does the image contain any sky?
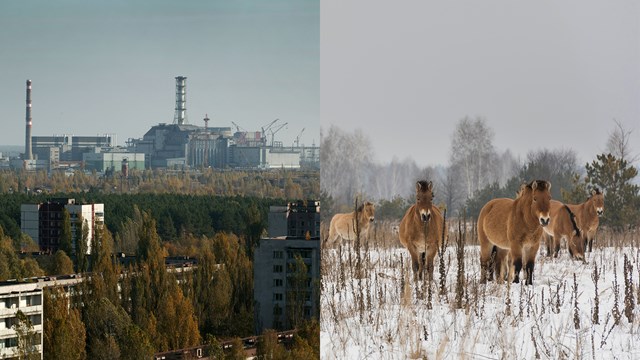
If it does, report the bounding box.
[0,0,318,148]
[321,0,640,168]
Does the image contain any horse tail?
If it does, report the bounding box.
[564,205,581,237]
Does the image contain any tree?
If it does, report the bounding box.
[449,116,498,200]
[205,334,225,360]
[606,119,639,164]
[519,148,579,200]
[59,209,73,256]
[439,164,466,215]
[74,216,88,273]
[256,329,287,359]
[287,254,308,330]
[225,337,246,360]
[52,250,74,275]
[585,153,640,230]
[43,287,87,360]
[13,310,40,360]
[320,125,373,206]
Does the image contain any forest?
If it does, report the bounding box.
[0,169,320,359]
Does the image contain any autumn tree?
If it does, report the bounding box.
[74,216,89,273]
[256,329,287,359]
[13,310,39,360]
[52,250,74,275]
[43,287,87,360]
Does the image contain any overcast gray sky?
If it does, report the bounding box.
[321,0,640,168]
[1,0,318,148]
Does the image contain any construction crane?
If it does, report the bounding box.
[231,121,246,133]
[294,128,305,147]
[261,118,279,145]
[269,122,288,147]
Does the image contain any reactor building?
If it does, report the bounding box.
[13,76,319,172]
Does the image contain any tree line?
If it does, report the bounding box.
[321,118,640,230]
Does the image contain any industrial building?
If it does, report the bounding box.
[14,77,320,172]
[0,282,43,359]
[254,200,320,333]
[21,198,104,254]
[82,150,145,173]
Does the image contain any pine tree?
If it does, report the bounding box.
[585,153,640,230]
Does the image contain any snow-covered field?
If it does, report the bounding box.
[320,228,640,359]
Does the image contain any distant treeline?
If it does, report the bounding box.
[0,193,283,249]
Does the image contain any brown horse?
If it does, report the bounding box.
[545,188,604,255]
[478,180,552,285]
[326,202,375,247]
[544,200,584,260]
[577,188,604,252]
[399,180,443,281]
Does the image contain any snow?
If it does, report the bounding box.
[321,238,640,359]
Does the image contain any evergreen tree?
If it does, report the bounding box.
[585,153,640,230]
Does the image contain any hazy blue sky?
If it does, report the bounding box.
[321,1,640,167]
[1,0,318,147]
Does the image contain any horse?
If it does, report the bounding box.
[477,180,552,285]
[571,188,604,252]
[543,200,584,261]
[326,201,375,247]
[399,180,444,281]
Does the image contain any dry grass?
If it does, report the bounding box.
[321,219,640,359]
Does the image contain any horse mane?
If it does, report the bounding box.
[356,201,372,212]
[564,205,581,237]
[527,180,550,191]
[588,187,602,199]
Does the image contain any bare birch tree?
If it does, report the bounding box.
[606,119,639,164]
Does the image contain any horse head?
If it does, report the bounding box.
[415,180,434,223]
[358,201,375,223]
[589,188,604,216]
[529,180,552,227]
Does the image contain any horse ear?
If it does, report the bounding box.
[531,181,538,190]
[427,181,433,191]
[591,189,596,196]
[546,181,551,191]
[416,181,422,192]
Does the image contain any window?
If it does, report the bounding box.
[273,250,283,259]
[273,279,283,287]
[304,306,312,317]
[273,265,283,273]
[273,293,283,301]
[273,306,282,316]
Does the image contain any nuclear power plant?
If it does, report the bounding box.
[7,76,319,173]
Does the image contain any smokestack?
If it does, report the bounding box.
[173,76,187,125]
[25,80,33,160]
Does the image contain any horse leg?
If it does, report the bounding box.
[494,248,506,284]
[553,233,560,258]
[510,244,524,284]
[408,247,421,281]
[523,241,540,286]
[425,247,437,282]
[478,226,494,283]
[545,233,553,257]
